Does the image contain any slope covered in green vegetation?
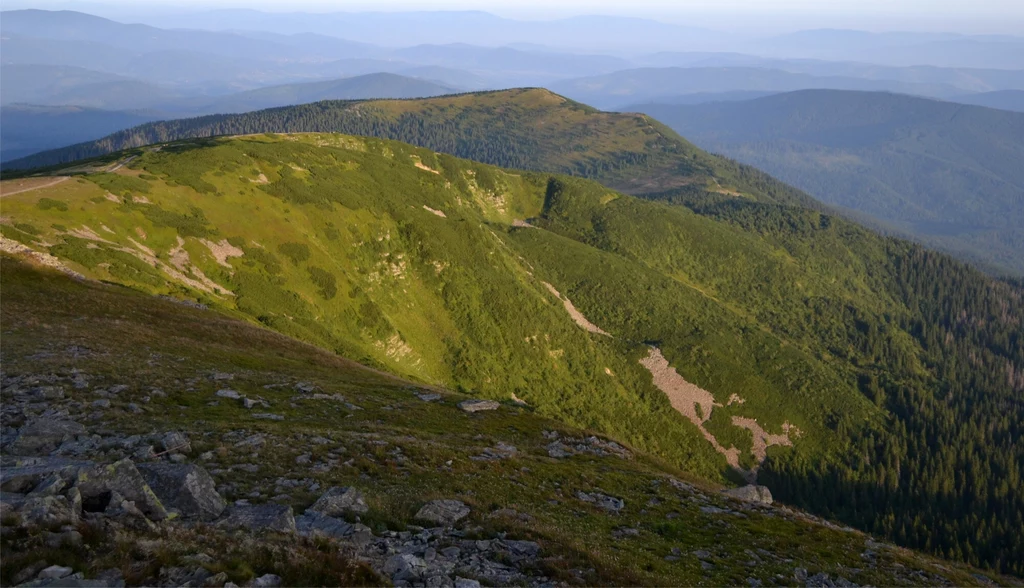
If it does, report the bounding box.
[1,88,817,210]
[629,90,1024,276]
[2,132,1021,575]
[5,254,1012,587]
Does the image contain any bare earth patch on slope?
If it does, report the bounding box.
[639,347,796,483]
[542,282,610,336]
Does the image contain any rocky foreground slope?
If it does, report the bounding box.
[0,256,1012,587]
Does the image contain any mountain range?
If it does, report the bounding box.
[627,90,1024,275]
[2,89,1021,578]
[2,6,1024,584]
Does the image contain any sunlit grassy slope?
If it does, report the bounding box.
[3,131,1021,574]
[2,255,1009,587]
[2,89,818,209]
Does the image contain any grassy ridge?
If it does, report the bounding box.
[2,132,1022,574]
[4,255,1010,587]
[1,89,818,209]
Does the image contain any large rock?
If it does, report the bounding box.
[414,499,470,526]
[218,504,296,533]
[306,486,367,516]
[457,400,500,413]
[137,463,225,520]
[722,485,774,505]
[8,419,86,456]
[0,457,92,493]
[15,492,80,526]
[75,459,167,520]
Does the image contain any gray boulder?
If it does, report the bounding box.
[458,400,500,413]
[137,463,225,520]
[722,485,773,505]
[0,457,92,493]
[160,432,191,455]
[75,459,167,520]
[218,504,295,533]
[415,499,470,526]
[252,574,283,587]
[37,565,74,580]
[14,490,81,527]
[306,486,367,516]
[383,553,427,582]
[295,511,355,539]
[8,419,86,456]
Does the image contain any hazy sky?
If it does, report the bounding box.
[6,0,1024,33]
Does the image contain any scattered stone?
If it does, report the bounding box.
[215,389,241,400]
[137,463,225,520]
[9,418,86,456]
[234,434,265,449]
[415,499,470,526]
[91,399,111,409]
[161,431,191,455]
[295,511,355,539]
[12,561,49,585]
[217,504,296,533]
[546,441,572,458]
[473,442,517,461]
[159,566,211,587]
[384,553,427,582]
[612,527,640,539]
[1,458,90,494]
[457,399,500,413]
[576,491,624,512]
[252,413,285,421]
[294,382,318,393]
[242,397,269,409]
[307,486,368,516]
[251,574,283,587]
[37,565,74,580]
[415,392,442,402]
[454,578,481,588]
[723,485,774,505]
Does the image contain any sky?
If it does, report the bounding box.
[4,0,1023,33]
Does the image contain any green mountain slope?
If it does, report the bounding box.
[2,133,1021,575]
[4,256,1011,587]
[0,88,818,210]
[628,90,1024,276]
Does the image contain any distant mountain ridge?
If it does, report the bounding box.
[627,89,1024,275]
[550,66,977,109]
[0,88,817,212]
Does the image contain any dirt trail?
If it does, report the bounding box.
[0,176,69,198]
[542,282,610,336]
